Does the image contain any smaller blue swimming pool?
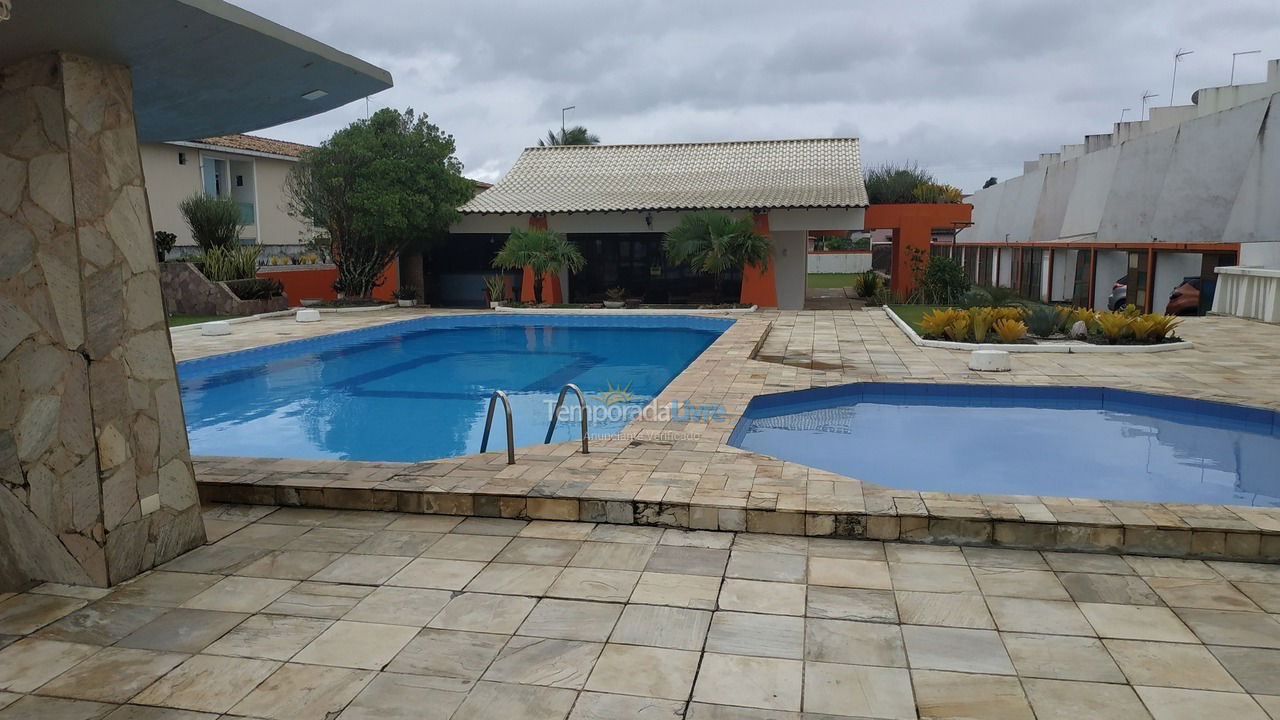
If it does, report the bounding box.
[729,383,1280,507]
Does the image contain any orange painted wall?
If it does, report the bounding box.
[864,203,972,298]
[258,262,399,304]
[740,211,779,307]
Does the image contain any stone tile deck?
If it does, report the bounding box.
[2,504,1279,718]
[184,309,1280,562]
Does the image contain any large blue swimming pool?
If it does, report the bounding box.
[179,314,730,462]
[729,383,1280,507]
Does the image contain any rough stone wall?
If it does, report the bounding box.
[0,53,205,589]
[159,262,288,316]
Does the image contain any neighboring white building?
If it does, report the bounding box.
[955,58,1280,319]
[141,133,317,253]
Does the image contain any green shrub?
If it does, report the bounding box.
[223,277,282,300]
[919,256,970,305]
[958,288,993,309]
[195,244,261,281]
[1024,305,1062,338]
[154,230,177,261]
[856,270,882,299]
[178,193,244,251]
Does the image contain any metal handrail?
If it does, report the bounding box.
[544,383,589,454]
[479,390,515,464]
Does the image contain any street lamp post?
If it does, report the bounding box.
[1231,50,1261,85]
[1170,48,1193,106]
[561,105,575,136]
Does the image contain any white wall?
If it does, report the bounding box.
[962,91,1280,275]
[808,253,872,274]
[1049,249,1074,302]
[997,248,1014,286]
[773,231,807,310]
[140,142,313,248]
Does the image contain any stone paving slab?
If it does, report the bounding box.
[2,505,1279,718]
[184,310,1280,563]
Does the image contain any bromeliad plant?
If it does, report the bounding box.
[993,318,1028,343]
[920,308,967,338]
[943,313,971,342]
[969,307,994,343]
[1094,311,1133,344]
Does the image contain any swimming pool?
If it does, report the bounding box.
[179,314,731,462]
[729,383,1280,507]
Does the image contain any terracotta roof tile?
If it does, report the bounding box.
[195,134,313,157]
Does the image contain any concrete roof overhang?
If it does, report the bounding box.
[0,0,393,141]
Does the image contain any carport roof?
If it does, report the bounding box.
[0,0,392,141]
[459,138,868,214]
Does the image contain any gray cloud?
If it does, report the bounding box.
[243,0,1280,192]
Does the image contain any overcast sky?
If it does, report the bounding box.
[245,0,1279,193]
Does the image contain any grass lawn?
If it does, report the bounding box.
[887,304,948,334]
[168,315,237,327]
[807,273,859,289]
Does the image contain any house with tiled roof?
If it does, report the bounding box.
[143,133,492,257]
[431,138,869,309]
[141,133,318,254]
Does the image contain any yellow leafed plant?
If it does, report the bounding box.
[990,306,1027,323]
[969,307,994,343]
[1139,313,1181,340]
[944,313,971,342]
[1095,311,1132,343]
[992,318,1027,343]
[920,308,965,338]
[1067,307,1096,330]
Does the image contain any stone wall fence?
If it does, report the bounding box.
[160,262,289,316]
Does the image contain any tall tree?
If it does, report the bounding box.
[286,108,474,298]
[663,211,770,303]
[538,125,601,146]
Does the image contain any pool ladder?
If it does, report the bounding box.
[479,384,589,465]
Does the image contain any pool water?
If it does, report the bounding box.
[179,315,730,462]
[729,383,1280,507]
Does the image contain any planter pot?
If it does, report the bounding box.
[490,301,502,309]
[398,299,416,307]
[603,301,625,309]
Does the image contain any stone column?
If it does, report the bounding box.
[0,52,205,589]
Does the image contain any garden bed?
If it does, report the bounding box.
[885,306,1194,354]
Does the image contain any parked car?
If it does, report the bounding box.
[1107,277,1127,310]
[1166,277,1202,316]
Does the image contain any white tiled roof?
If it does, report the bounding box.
[459,138,867,214]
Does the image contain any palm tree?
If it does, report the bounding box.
[663,211,770,303]
[538,125,601,146]
[492,228,586,303]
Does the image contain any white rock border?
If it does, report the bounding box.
[494,305,758,316]
[884,307,1194,354]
